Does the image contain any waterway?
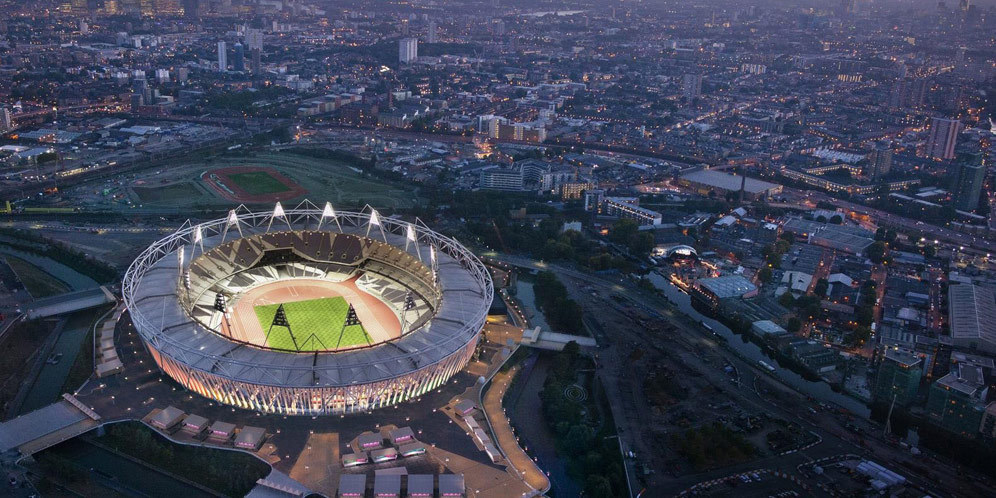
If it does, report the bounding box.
[38,438,216,498]
[19,310,100,414]
[514,281,552,332]
[0,246,98,291]
[647,272,872,418]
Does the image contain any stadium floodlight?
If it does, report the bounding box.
[193,224,204,255]
[366,208,388,241]
[405,223,421,257]
[266,202,293,232]
[213,292,227,313]
[318,201,342,232]
[177,244,185,275]
[267,303,300,351]
[221,209,243,242]
[429,244,439,280]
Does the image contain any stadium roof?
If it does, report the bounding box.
[680,169,781,194]
[126,212,490,389]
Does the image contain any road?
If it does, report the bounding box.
[784,187,996,254]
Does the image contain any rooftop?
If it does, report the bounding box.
[680,169,781,194]
[697,275,757,299]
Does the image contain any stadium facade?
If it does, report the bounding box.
[123,202,493,415]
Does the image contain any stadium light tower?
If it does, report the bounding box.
[192,224,205,256]
[405,223,421,259]
[221,209,243,242]
[429,244,439,283]
[400,291,417,333]
[266,202,293,232]
[366,208,388,242]
[317,202,342,232]
[267,304,300,351]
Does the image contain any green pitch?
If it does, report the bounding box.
[228,171,291,195]
[253,297,371,351]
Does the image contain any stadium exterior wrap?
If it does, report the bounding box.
[123,202,493,415]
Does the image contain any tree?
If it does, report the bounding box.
[610,218,639,245]
[814,278,829,297]
[787,317,802,333]
[584,475,614,498]
[564,424,595,455]
[757,267,773,284]
[866,241,888,264]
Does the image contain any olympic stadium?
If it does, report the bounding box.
[122,201,492,415]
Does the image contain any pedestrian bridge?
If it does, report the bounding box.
[0,394,101,461]
[520,326,597,351]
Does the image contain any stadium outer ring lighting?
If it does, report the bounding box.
[122,201,493,415]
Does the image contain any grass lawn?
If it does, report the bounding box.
[254,296,371,351]
[3,255,70,297]
[133,182,204,203]
[227,171,291,195]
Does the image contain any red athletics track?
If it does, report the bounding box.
[220,275,401,350]
[203,165,308,203]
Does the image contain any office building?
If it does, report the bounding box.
[888,78,928,110]
[232,42,245,72]
[866,141,892,181]
[950,153,985,212]
[682,74,702,99]
[399,38,418,64]
[926,366,988,437]
[0,107,12,131]
[874,348,922,406]
[246,29,263,73]
[217,41,227,72]
[427,20,438,43]
[603,197,663,226]
[926,117,962,161]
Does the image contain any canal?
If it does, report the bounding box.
[38,437,217,498]
[647,272,871,418]
[19,309,103,414]
[513,280,552,331]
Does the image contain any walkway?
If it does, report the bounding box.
[481,363,550,495]
[0,394,101,460]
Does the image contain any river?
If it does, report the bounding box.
[0,246,98,291]
[647,273,871,418]
[39,438,216,498]
[514,281,552,331]
[19,309,105,414]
